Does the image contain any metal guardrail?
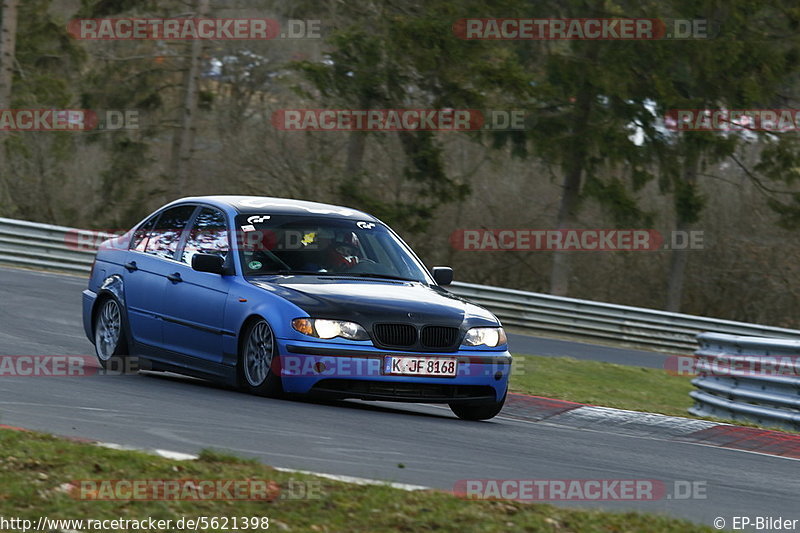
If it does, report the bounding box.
[3,216,800,353]
[0,217,110,273]
[448,282,800,353]
[689,333,800,431]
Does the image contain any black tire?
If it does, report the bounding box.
[450,392,506,421]
[237,318,283,398]
[93,297,132,373]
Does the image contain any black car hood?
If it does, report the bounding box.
[250,276,498,328]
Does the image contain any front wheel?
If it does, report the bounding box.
[450,392,506,421]
[237,319,283,398]
[93,297,130,371]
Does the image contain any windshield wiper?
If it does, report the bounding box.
[257,270,419,282]
[264,269,337,276]
[335,272,419,282]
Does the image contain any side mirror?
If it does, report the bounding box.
[431,266,453,286]
[192,253,225,274]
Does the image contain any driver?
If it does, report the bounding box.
[327,231,361,270]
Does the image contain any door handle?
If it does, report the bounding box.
[124,261,138,272]
[166,272,183,283]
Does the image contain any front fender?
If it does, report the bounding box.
[221,281,311,365]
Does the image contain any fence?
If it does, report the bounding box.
[3,216,800,353]
[689,333,800,431]
[448,282,800,353]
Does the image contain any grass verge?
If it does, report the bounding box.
[0,428,711,532]
[508,354,800,434]
[508,355,695,417]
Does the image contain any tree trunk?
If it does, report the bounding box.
[665,156,700,312]
[345,131,367,177]
[549,163,583,296]
[170,0,208,197]
[344,94,374,179]
[665,218,690,311]
[0,0,19,207]
[549,82,593,296]
[0,0,16,108]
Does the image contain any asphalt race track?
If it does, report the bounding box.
[507,333,670,368]
[0,266,797,526]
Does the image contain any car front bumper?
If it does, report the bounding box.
[275,339,511,403]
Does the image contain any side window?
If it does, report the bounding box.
[181,207,230,265]
[129,214,159,252]
[144,205,196,260]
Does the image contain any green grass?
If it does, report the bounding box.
[0,429,711,532]
[508,354,799,433]
[509,354,697,417]
[508,354,800,433]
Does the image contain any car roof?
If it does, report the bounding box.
[168,195,379,221]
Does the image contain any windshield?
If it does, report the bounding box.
[234,215,431,283]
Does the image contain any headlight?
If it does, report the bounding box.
[292,318,369,341]
[462,327,507,347]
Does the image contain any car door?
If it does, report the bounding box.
[124,204,197,351]
[160,206,233,365]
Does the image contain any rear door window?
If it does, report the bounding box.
[130,214,159,252]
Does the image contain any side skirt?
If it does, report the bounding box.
[131,341,238,387]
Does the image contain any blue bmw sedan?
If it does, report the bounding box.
[82,196,511,420]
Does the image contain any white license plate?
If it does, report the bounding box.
[383,356,458,377]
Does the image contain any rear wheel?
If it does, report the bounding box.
[238,319,283,398]
[93,297,130,371]
[450,392,506,421]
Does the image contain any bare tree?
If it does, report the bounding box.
[169,0,209,196]
[665,156,700,311]
[0,0,19,208]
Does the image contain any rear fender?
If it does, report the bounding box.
[92,274,134,353]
